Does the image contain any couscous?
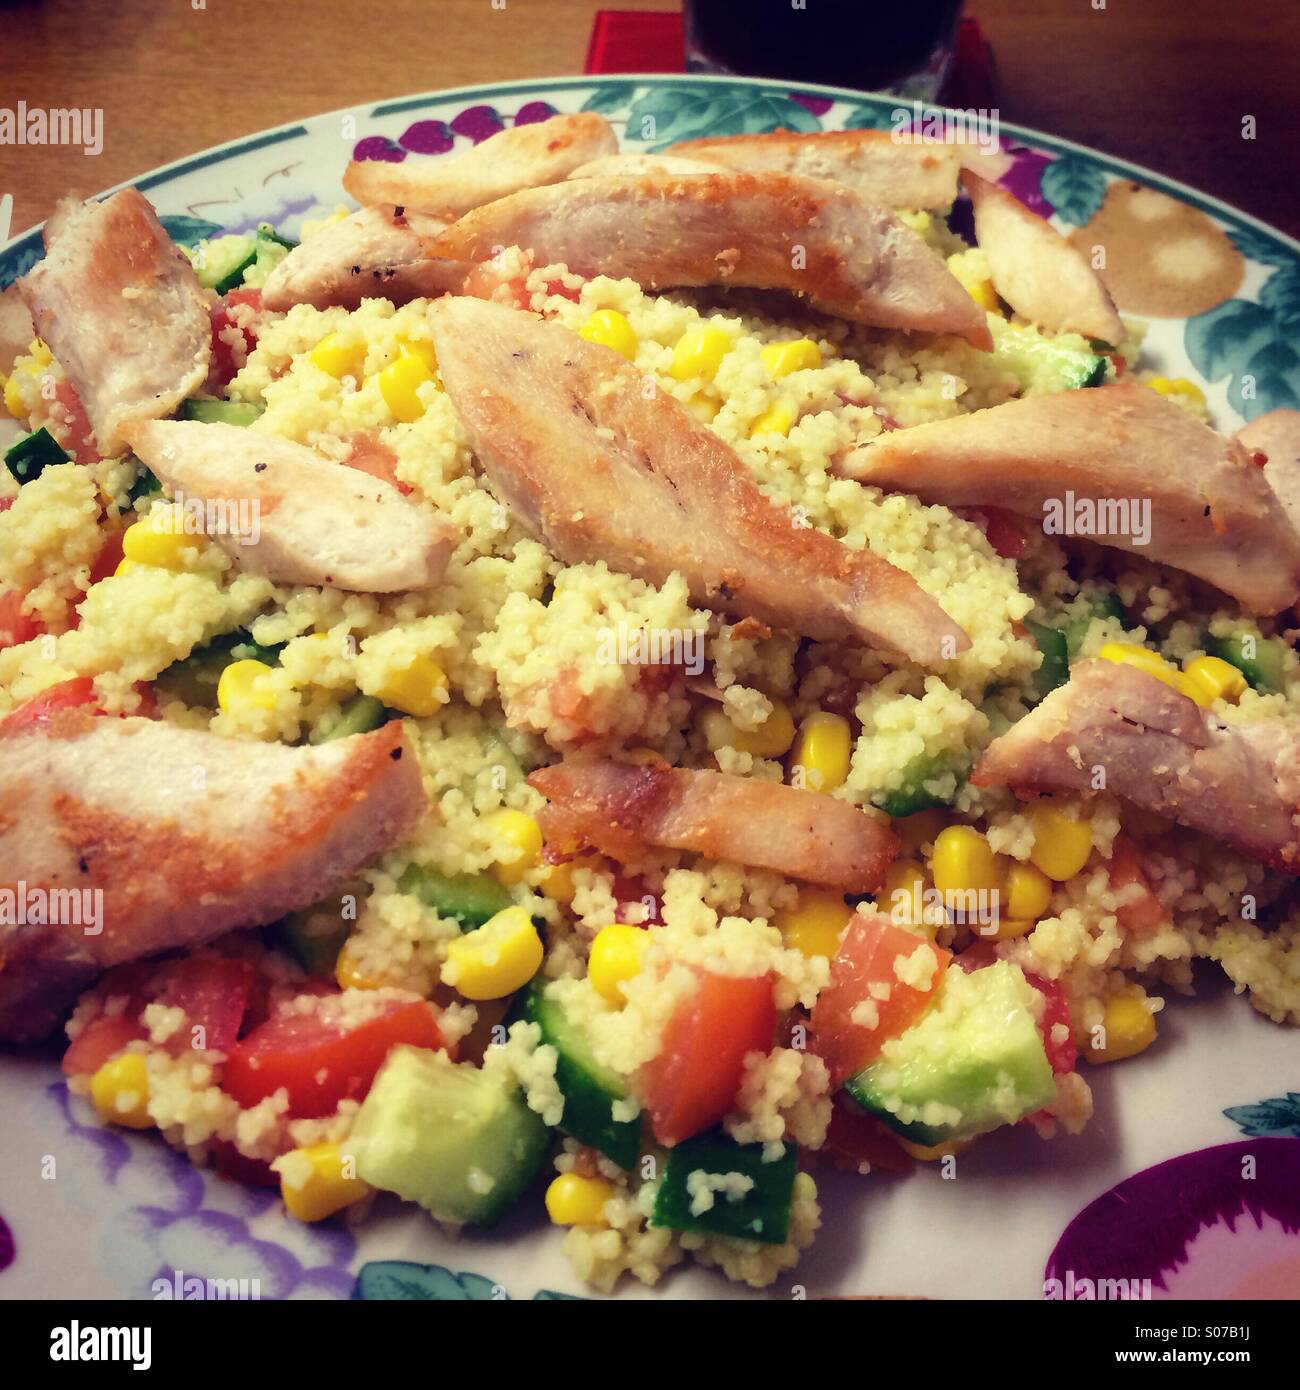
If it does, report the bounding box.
[2,115,1299,1295]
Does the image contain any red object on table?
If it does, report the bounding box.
[586,10,995,110]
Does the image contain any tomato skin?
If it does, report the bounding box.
[0,676,100,731]
[61,1014,148,1076]
[209,288,263,387]
[210,1140,279,1189]
[1107,837,1166,933]
[0,589,43,650]
[819,1094,915,1175]
[221,996,444,1118]
[1026,972,1076,1075]
[810,913,951,1087]
[152,956,254,1056]
[88,528,126,587]
[342,430,411,495]
[640,968,776,1146]
[52,380,98,464]
[957,506,1026,560]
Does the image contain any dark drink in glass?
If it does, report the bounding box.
[684,0,964,99]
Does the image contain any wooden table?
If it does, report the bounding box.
[2,0,1297,238]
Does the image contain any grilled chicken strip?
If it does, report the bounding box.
[18,189,210,456]
[427,172,992,347]
[843,384,1300,615]
[343,112,617,217]
[1237,409,1300,536]
[0,717,426,1041]
[124,420,454,592]
[963,171,1123,344]
[261,205,464,312]
[0,283,34,376]
[972,659,1300,873]
[669,128,961,211]
[567,152,724,179]
[530,757,899,892]
[430,298,968,664]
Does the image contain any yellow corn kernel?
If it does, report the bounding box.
[898,1136,971,1161]
[1002,861,1053,922]
[309,331,366,380]
[120,508,202,570]
[545,1172,615,1226]
[446,906,544,1001]
[334,939,383,990]
[789,710,852,792]
[2,373,25,419]
[278,1142,371,1223]
[395,335,439,373]
[986,917,1036,942]
[114,557,140,578]
[881,858,928,925]
[930,825,1005,901]
[750,400,797,438]
[216,658,279,715]
[539,854,602,907]
[1028,804,1093,881]
[578,309,638,361]
[894,808,949,855]
[774,890,853,958]
[967,278,1001,312]
[1183,654,1247,705]
[90,1052,152,1130]
[669,324,732,382]
[378,352,436,422]
[587,922,648,1003]
[1097,641,1183,690]
[701,701,795,759]
[760,337,822,378]
[1145,375,1206,409]
[484,808,543,886]
[1085,994,1157,1064]
[369,654,446,717]
[685,392,721,423]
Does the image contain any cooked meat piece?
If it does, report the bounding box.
[530,756,898,892]
[1236,409,1300,536]
[18,189,211,456]
[0,717,426,1040]
[342,112,617,216]
[0,283,34,376]
[123,420,454,593]
[567,152,724,179]
[842,383,1300,614]
[430,297,968,665]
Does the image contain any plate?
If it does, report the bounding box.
[2,74,1298,1303]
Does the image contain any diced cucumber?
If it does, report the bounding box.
[270,887,356,975]
[350,1044,550,1226]
[1061,591,1127,659]
[871,751,966,818]
[398,862,514,930]
[522,983,640,1169]
[190,233,258,294]
[844,961,1055,1147]
[1205,632,1288,694]
[257,222,298,251]
[127,465,162,507]
[1026,620,1069,699]
[320,693,388,742]
[992,320,1107,395]
[651,1132,796,1245]
[155,629,284,707]
[5,427,70,484]
[240,225,296,290]
[181,398,264,427]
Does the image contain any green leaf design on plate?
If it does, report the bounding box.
[533,1289,586,1300]
[1038,155,1107,226]
[624,85,820,150]
[1229,223,1297,268]
[1185,298,1275,382]
[352,1260,506,1301]
[0,236,43,290]
[159,214,226,246]
[843,104,900,132]
[1224,1092,1300,1138]
[1185,290,1300,419]
[581,83,638,116]
[1259,262,1300,334]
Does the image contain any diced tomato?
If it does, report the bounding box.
[61,1013,148,1076]
[210,1140,279,1189]
[462,258,531,308]
[0,497,12,513]
[88,528,126,587]
[1026,972,1076,1074]
[957,506,1026,560]
[52,380,98,465]
[640,968,776,1146]
[810,912,951,1087]
[209,288,262,388]
[955,938,999,973]
[1107,836,1166,933]
[342,430,411,495]
[0,589,43,650]
[544,277,582,303]
[1108,353,1126,379]
[0,676,100,732]
[613,873,663,926]
[221,995,444,1118]
[152,955,254,1056]
[818,1094,915,1175]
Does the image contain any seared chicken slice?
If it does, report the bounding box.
[17,189,211,456]
[261,205,465,312]
[972,659,1300,872]
[669,128,961,211]
[567,152,724,179]
[530,757,899,892]
[963,171,1123,344]
[123,420,454,593]
[428,172,992,347]
[0,283,34,376]
[430,298,968,664]
[1237,409,1300,536]
[843,384,1300,614]
[343,112,617,217]
[0,717,426,1040]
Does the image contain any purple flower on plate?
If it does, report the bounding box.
[400,120,455,156]
[0,1214,14,1273]
[999,145,1055,218]
[352,135,406,164]
[790,93,834,116]
[514,100,558,126]
[450,105,505,144]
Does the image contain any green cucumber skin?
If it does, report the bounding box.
[1206,633,1287,694]
[320,693,387,742]
[652,1133,796,1244]
[397,863,514,930]
[1026,620,1069,698]
[5,427,70,483]
[181,398,264,427]
[872,752,965,818]
[523,985,640,1170]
